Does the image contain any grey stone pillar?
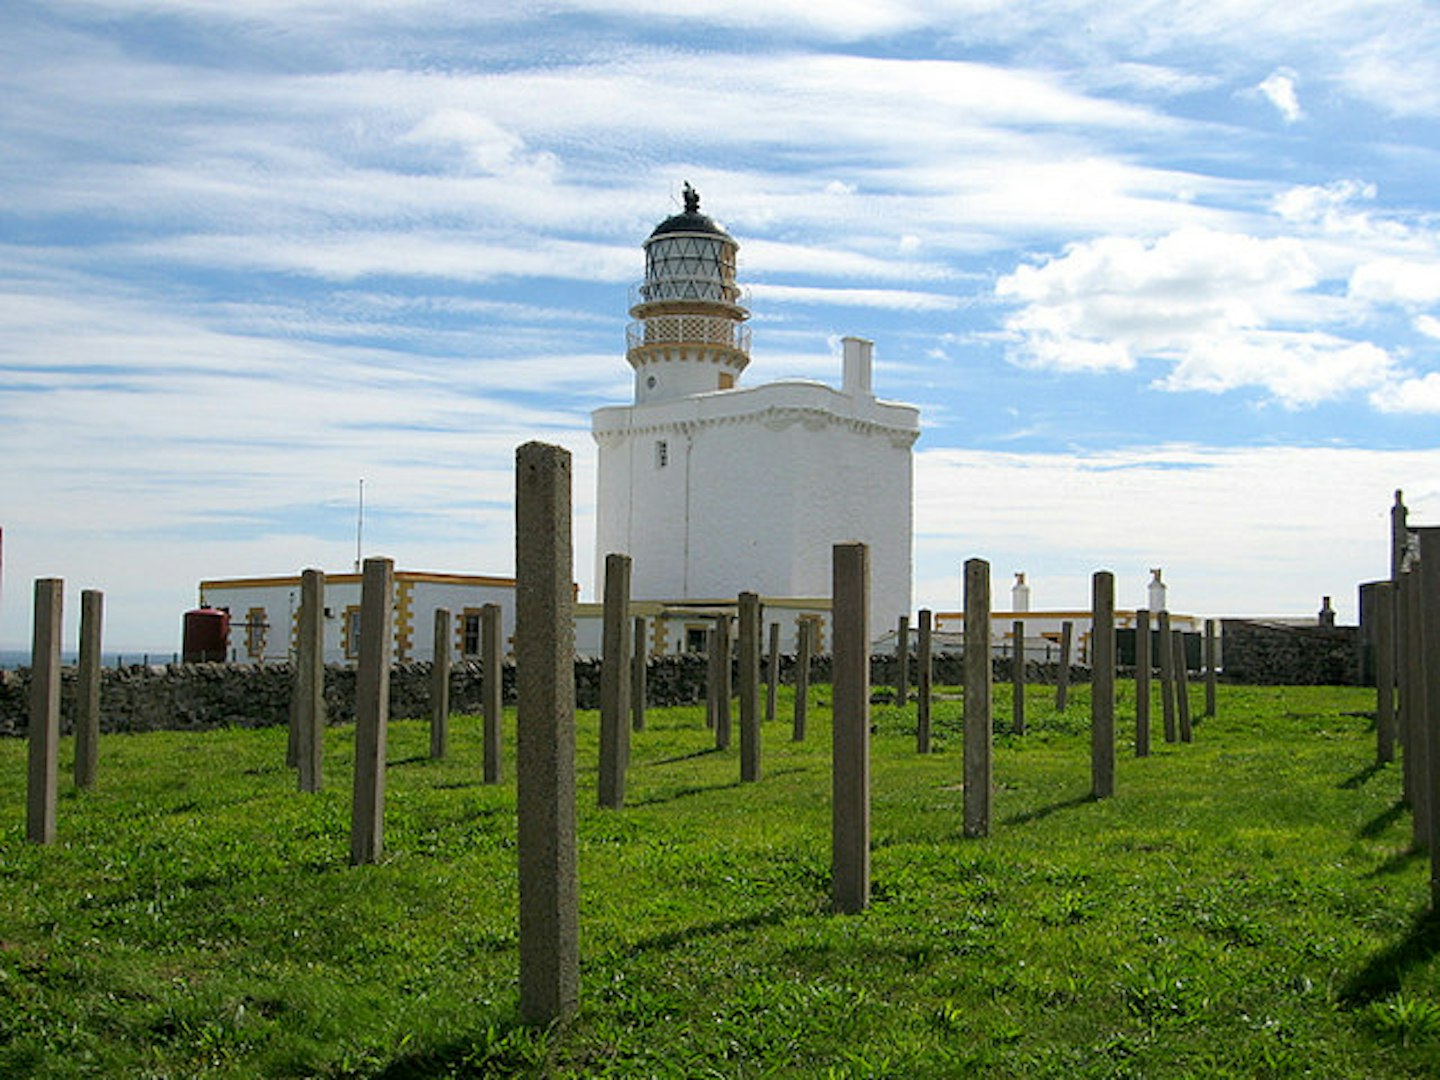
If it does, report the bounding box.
[598,553,632,810]
[631,615,647,732]
[964,558,992,839]
[431,608,451,760]
[739,592,762,783]
[1011,619,1025,735]
[349,557,393,866]
[1418,529,1440,903]
[765,621,780,724]
[705,628,719,733]
[714,615,733,751]
[482,602,503,785]
[1134,609,1151,757]
[1054,621,1073,711]
[831,543,870,914]
[27,578,63,844]
[296,569,325,793]
[895,614,910,706]
[1403,565,1429,848]
[514,441,579,1026]
[917,609,933,753]
[1372,583,1396,765]
[1091,571,1115,799]
[74,588,103,789]
[1203,618,1218,718]
[794,617,812,742]
[1394,490,1410,789]
[1158,610,1178,743]
[1175,630,1193,742]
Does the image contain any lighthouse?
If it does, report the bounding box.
[591,187,920,629]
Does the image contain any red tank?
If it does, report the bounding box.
[183,608,230,663]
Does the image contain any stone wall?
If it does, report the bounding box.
[1218,619,1359,686]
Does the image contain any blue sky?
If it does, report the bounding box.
[3,0,1439,649]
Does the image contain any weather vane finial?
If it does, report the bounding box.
[682,181,700,214]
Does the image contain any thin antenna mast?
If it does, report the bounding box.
[354,479,364,573]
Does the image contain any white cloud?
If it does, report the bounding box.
[1371,373,1440,413]
[1257,68,1303,122]
[1349,257,1440,307]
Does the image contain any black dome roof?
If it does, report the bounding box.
[648,183,731,240]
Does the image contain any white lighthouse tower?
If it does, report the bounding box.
[592,186,920,629]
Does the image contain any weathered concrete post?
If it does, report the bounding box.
[27,578,63,844]
[1203,618,1218,718]
[482,602,503,785]
[1372,583,1396,765]
[739,592,762,783]
[1175,630,1194,742]
[1403,564,1430,849]
[895,614,910,706]
[705,628,720,733]
[1417,529,1440,903]
[917,609,933,753]
[1054,620,1073,711]
[295,569,325,793]
[964,558,992,839]
[765,621,780,724]
[631,616,647,733]
[1134,609,1151,757]
[1158,610,1178,743]
[431,608,451,760]
[74,588,103,789]
[1394,490,1411,800]
[712,615,733,750]
[1011,619,1025,735]
[514,441,579,1026]
[1091,571,1116,799]
[598,553,632,810]
[832,543,870,914]
[349,557,393,866]
[794,617,812,742]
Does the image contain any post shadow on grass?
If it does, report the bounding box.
[1338,906,1440,1007]
[1002,792,1096,827]
[1364,842,1427,879]
[1341,760,1389,790]
[1358,799,1410,840]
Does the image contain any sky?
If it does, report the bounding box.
[2,0,1439,650]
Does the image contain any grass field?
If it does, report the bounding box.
[2,681,1437,1077]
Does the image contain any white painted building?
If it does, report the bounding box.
[197,571,517,664]
[592,186,920,629]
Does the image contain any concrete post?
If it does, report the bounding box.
[74,588,103,789]
[1091,571,1115,799]
[27,578,63,844]
[1135,609,1151,758]
[1055,620,1073,711]
[1373,583,1396,765]
[738,592,762,783]
[964,558,992,839]
[1011,619,1025,735]
[832,543,870,914]
[296,569,325,793]
[895,614,910,706]
[431,607,451,760]
[1203,618,1218,718]
[705,628,720,732]
[481,603,503,784]
[1418,529,1440,904]
[715,614,733,750]
[1404,566,1430,849]
[917,609,933,753]
[1158,610,1178,743]
[1399,563,1418,813]
[1393,490,1410,790]
[794,617,812,742]
[514,441,579,1026]
[1175,630,1194,742]
[631,615,647,732]
[598,553,632,810]
[349,557,393,866]
[765,621,780,724]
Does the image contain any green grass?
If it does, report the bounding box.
[1,682,1436,1077]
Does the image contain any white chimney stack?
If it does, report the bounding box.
[842,336,873,398]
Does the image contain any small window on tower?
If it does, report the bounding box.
[655,440,668,468]
[719,373,735,390]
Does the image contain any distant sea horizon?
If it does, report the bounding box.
[0,648,183,671]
